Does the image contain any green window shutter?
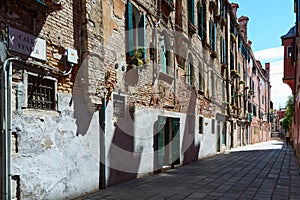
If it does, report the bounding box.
[157,116,166,169]
[171,118,180,165]
[191,0,195,24]
[127,1,134,56]
[160,39,167,73]
[213,23,217,51]
[188,63,191,85]
[209,19,213,47]
[230,50,234,70]
[200,5,204,39]
[188,0,195,24]
[220,37,223,63]
[223,39,227,64]
[138,13,146,60]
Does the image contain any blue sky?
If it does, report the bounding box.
[235,0,295,52]
[234,0,295,109]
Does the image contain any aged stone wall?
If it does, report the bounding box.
[0,0,104,198]
[11,93,100,199]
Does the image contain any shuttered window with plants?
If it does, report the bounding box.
[126,1,146,66]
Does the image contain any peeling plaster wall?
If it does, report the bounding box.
[104,104,219,182]
[11,93,100,199]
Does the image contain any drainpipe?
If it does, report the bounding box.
[1,55,73,199]
[1,57,20,200]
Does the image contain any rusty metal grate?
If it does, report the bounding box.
[27,75,55,110]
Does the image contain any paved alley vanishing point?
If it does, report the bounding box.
[75,140,300,200]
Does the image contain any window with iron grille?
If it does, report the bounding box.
[27,74,55,110]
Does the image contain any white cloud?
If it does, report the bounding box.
[254,46,284,62]
[254,46,292,109]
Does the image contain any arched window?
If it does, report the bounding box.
[160,31,172,75]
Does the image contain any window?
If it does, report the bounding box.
[198,2,206,41]
[287,46,292,58]
[199,116,203,134]
[188,0,195,25]
[210,72,215,96]
[187,62,194,85]
[220,37,227,64]
[220,0,226,18]
[262,95,264,105]
[252,63,256,75]
[27,74,55,110]
[198,63,204,91]
[222,81,225,101]
[211,119,215,134]
[231,85,235,105]
[160,37,167,73]
[253,104,257,116]
[127,2,146,59]
[209,19,216,51]
[160,34,172,75]
[230,50,234,70]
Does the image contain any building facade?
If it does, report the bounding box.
[0,0,271,199]
[283,0,300,164]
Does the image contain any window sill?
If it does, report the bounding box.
[21,109,60,117]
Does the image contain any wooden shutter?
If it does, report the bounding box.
[127,1,134,56]
[138,13,146,59]
[157,116,166,169]
[172,118,180,165]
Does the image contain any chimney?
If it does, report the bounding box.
[231,3,239,19]
[238,16,249,41]
[265,62,270,79]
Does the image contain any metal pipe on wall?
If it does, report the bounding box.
[1,56,74,199]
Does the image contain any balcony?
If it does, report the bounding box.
[19,0,62,13]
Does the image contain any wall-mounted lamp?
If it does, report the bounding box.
[205,122,208,126]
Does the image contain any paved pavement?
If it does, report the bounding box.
[73,140,300,200]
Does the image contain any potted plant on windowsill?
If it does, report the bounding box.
[130,48,145,67]
[230,33,236,43]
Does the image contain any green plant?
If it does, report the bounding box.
[234,73,240,78]
[282,95,294,130]
[130,48,145,66]
[230,33,236,43]
[230,69,237,75]
[254,127,258,134]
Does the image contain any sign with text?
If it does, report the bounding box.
[113,94,125,118]
[8,27,47,61]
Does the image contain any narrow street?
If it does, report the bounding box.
[74,139,300,200]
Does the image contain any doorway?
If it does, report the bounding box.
[155,116,180,171]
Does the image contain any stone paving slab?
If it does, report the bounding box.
[73,140,300,200]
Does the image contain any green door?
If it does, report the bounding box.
[172,118,180,165]
[157,116,166,169]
